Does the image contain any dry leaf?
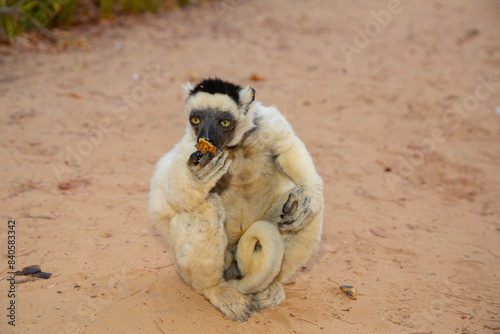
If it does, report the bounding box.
[484,325,500,330]
[58,179,91,190]
[58,92,83,99]
[339,285,357,300]
[370,229,387,238]
[188,71,198,81]
[249,73,266,81]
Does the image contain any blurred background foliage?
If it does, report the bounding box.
[0,0,193,43]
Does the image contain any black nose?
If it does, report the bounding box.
[198,124,211,142]
[197,119,225,149]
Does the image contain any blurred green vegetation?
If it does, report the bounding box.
[0,0,193,43]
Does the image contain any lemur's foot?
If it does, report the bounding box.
[204,283,257,322]
[251,280,285,310]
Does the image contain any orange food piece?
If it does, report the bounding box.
[195,138,216,157]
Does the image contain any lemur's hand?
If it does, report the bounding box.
[188,150,204,166]
[279,185,318,232]
[188,149,231,185]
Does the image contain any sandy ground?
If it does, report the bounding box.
[1,0,500,333]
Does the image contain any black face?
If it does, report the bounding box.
[189,109,236,149]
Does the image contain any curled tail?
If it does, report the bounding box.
[229,221,284,294]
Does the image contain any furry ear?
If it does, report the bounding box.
[238,85,255,111]
[182,82,194,102]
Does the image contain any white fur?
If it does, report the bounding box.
[148,87,323,322]
[184,92,239,117]
[238,85,255,109]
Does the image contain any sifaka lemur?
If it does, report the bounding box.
[148,78,323,321]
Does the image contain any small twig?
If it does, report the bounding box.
[339,266,354,273]
[464,243,500,259]
[456,311,472,316]
[21,214,56,220]
[154,320,166,334]
[2,182,42,200]
[332,313,355,325]
[469,209,494,216]
[405,271,436,276]
[117,289,141,301]
[442,293,481,302]
[487,221,500,228]
[448,269,461,279]
[454,260,484,265]
[148,264,174,270]
[295,317,318,326]
[19,250,37,257]
[326,277,342,287]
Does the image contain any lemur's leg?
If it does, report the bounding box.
[171,194,256,321]
[228,188,322,310]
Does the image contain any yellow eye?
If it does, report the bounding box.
[191,117,200,125]
[221,120,231,127]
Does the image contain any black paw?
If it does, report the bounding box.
[188,150,203,166]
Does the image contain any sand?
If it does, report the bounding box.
[1,0,499,333]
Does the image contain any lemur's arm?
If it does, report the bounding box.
[162,137,230,213]
[271,116,323,231]
[275,138,322,189]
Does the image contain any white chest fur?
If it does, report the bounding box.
[212,139,292,246]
